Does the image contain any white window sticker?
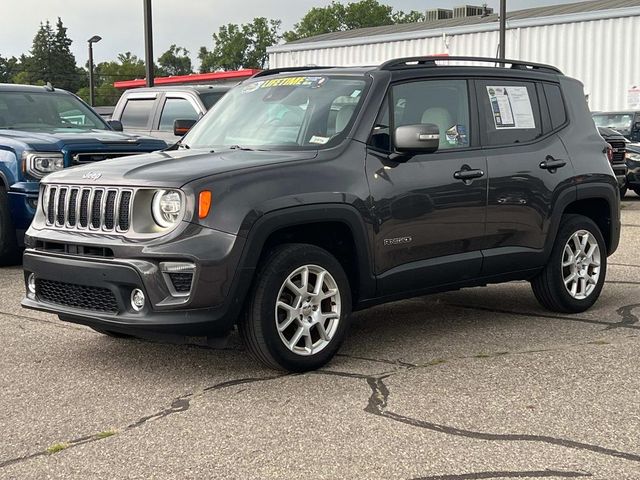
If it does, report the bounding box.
[309,135,330,145]
[486,86,536,129]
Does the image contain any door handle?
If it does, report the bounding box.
[539,156,567,171]
[454,168,485,181]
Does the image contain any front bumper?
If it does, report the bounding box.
[21,223,247,336]
[611,164,628,189]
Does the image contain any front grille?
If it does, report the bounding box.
[36,279,118,313]
[168,273,193,293]
[44,185,132,232]
[609,141,626,164]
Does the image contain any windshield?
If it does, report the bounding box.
[593,113,633,131]
[0,91,109,131]
[182,75,367,150]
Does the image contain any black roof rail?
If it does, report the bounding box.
[378,56,562,74]
[252,66,336,78]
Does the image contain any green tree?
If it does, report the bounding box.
[199,18,280,72]
[199,24,248,72]
[20,18,82,91]
[77,52,146,106]
[0,55,20,83]
[283,4,345,42]
[244,18,282,69]
[284,0,426,42]
[157,45,193,76]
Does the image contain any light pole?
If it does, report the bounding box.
[143,0,154,87]
[498,0,506,61]
[87,35,102,107]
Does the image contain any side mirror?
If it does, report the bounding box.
[634,121,640,129]
[174,119,197,137]
[107,119,123,132]
[394,124,440,154]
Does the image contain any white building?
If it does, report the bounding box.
[267,0,640,111]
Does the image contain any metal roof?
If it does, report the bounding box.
[285,0,640,45]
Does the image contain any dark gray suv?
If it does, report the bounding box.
[22,57,621,372]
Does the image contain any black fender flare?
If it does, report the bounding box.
[229,204,376,311]
[543,182,620,258]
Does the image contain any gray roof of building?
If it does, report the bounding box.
[286,0,640,45]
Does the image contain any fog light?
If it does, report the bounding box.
[130,289,145,312]
[27,273,36,295]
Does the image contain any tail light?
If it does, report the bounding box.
[606,145,613,163]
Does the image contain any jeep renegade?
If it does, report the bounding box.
[22,57,621,372]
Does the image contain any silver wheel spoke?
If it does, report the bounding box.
[316,321,330,341]
[275,264,342,357]
[562,230,601,300]
[288,327,304,349]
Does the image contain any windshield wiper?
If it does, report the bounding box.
[228,145,262,151]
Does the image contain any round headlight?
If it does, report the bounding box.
[152,190,182,228]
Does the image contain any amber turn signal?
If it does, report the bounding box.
[198,191,212,219]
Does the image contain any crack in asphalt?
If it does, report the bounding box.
[446,303,640,331]
[410,470,591,479]
[0,308,86,331]
[0,375,286,469]
[606,304,640,330]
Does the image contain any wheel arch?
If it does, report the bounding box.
[236,204,376,308]
[546,182,620,257]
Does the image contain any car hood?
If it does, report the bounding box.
[0,127,166,150]
[43,148,319,187]
[597,126,626,140]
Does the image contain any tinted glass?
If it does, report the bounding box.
[477,80,543,146]
[592,113,634,131]
[120,99,155,128]
[199,92,226,110]
[159,98,198,131]
[392,79,470,150]
[543,83,567,130]
[183,76,367,150]
[0,91,108,130]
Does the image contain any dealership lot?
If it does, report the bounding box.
[0,194,638,479]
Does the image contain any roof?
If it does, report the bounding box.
[113,69,260,90]
[120,84,232,94]
[0,83,70,93]
[283,0,640,46]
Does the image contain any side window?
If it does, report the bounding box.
[120,98,155,128]
[159,98,199,131]
[543,83,567,130]
[392,79,470,150]
[477,80,543,146]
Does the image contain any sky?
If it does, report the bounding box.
[0,0,578,68]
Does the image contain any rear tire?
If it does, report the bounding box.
[531,214,606,313]
[0,186,20,266]
[239,243,352,372]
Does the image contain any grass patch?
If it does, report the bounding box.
[96,429,117,439]
[46,442,70,454]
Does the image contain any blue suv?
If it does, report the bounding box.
[0,83,167,264]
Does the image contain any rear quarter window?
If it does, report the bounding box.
[120,98,155,128]
[476,80,543,146]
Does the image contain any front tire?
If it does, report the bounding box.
[239,243,352,372]
[0,186,20,266]
[620,186,627,198]
[531,214,607,313]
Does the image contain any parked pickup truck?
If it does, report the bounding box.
[0,83,167,265]
[111,85,230,142]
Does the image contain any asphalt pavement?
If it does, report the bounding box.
[1,193,639,479]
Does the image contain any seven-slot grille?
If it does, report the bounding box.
[45,185,133,232]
